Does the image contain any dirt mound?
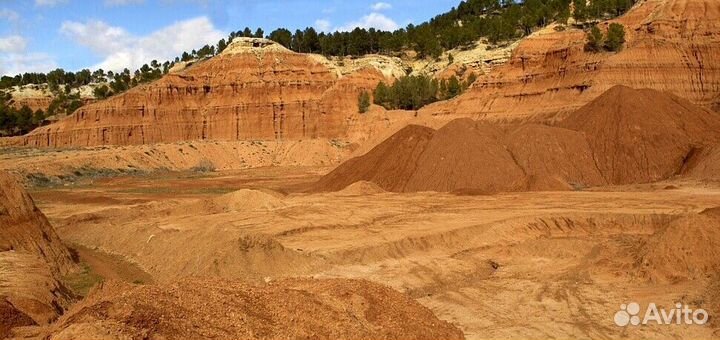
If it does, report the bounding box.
[680,145,720,181]
[335,181,387,195]
[636,211,720,283]
[42,278,464,340]
[315,86,720,194]
[0,170,78,335]
[313,118,607,193]
[313,125,436,192]
[562,86,720,184]
[209,189,286,213]
[506,124,606,191]
[404,119,527,193]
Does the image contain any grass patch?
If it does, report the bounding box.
[62,263,103,297]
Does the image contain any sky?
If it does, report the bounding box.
[0,0,459,76]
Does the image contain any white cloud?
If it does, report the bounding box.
[105,0,145,6]
[0,53,57,76]
[371,2,392,11]
[60,16,225,72]
[0,9,20,22]
[0,36,27,54]
[314,19,331,32]
[0,35,57,76]
[336,13,399,32]
[35,0,68,7]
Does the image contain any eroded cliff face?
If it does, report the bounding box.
[0,171,78,334]
[422,0,720,122]
[24,39,385,147]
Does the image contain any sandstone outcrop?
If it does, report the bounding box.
[421,0,720,122]
[23,38,386,148]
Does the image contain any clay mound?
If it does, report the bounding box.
[403,119,526,193]
[312,118,610,194]
[212,189,286,212]
[43,278,464,340]
[335,181,387,196]
[313,125,436,192]
[561,86,720,184]
[506,124,606,191]
[636,210,720,283]
[680,145,720,181]
[0,170,78,335]
[172,189,286,215]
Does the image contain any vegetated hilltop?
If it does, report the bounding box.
[0,0,641,143]
[20,38,384,148]
[423,0,720,122]
[38,278,465,340]
[0,170,79,338]
[313,86,720,193]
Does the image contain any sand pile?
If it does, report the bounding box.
[211,189,286,212]
[402,119,526,193]
[636,208,720,283]
[0,170,78,337]
[314,86,720,193]
[169,189,287,216]
[313,125,436,192]
[42,278,464,340]
[335,181,387,196]
[561,85,720,184]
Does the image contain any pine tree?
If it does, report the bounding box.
[358,91,371,113]
[605,23,625,51]
[585,25,604,52]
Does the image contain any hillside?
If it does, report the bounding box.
[22,38,385,148]
[422,0,720,122]
[0,170,79,338]
[313,86,720,193]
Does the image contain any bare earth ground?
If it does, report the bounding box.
[22,167,720,340]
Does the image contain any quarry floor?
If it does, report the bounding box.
[27,168,720,340]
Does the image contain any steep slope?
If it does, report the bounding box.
[421,0,720,122]
[402,119,526,193]
[23,38,385,148]
[561,86,720,184]
[42,278,465,340]
[314,86,720,193]
[312,119,604,193]
[312,125,436,192]
[680,145,720,181]
[0,170,78,337]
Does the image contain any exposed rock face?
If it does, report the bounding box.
[0,171,78,335]
[422,0,720,122]
[0,171,76,275]
[23,38,386,148]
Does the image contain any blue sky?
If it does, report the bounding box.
[0,0,459,76]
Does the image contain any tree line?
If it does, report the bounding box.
[1,0,640,93]
[0,92,45,136]
[0,0,638,136]
[361,73,477,112]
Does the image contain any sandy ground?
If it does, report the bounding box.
[22,168,720,340]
